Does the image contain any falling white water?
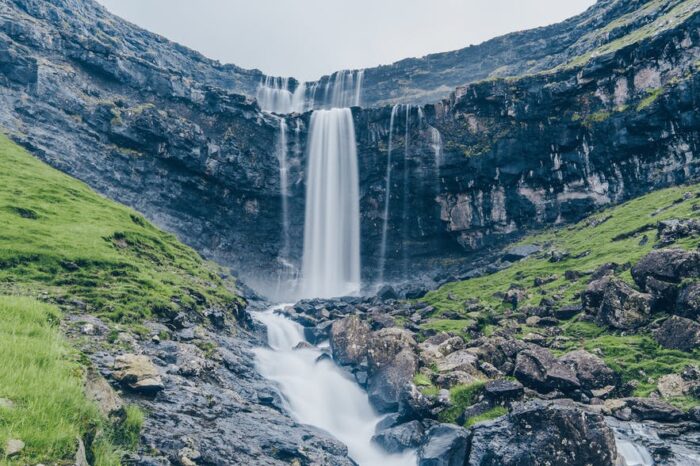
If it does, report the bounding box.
[253,308,417,466]
[377,104,402,286]
[321,69,365,109]
[257,76,307,114]
[277,117,290,258]
[401,105,411,279]
[300,108,361,299]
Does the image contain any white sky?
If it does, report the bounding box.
[96,0,596,81]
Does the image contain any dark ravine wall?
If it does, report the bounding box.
[0,0,699,297]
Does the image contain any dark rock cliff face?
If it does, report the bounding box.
[0,0,699,296]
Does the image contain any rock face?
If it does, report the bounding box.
[467,400,617,466]
[0,0,699,293]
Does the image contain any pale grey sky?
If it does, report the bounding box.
[96,0,595,81]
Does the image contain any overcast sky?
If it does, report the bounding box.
[96,0,595,81]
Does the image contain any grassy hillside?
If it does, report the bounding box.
[0,296,123,465]
[421,183,700,403]
[0,134,241,322]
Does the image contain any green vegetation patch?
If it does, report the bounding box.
[0,134,241,322]
[0,296,120,465]
[439,381,486,424]
[464,406,508,427]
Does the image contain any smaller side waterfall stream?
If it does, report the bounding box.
[253,308,417,466]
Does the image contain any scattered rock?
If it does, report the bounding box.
[657,374,690,399]
[606,398,685,422]
[0,398,14,410]
[376,285,399,301]
[514,346,580,393]
[502,244,540,262]
[653,316,700,352]
[632,249,700,289]
[330,316,371,366]
[484,379,524,404]
[372,420,425,453]
[559,350,617,391]
[584,277,652,329]
[368,350,417,412]
[676,282,700,320]
[4,439,24,457]
[112,354,164,394]
[85,369,123,416]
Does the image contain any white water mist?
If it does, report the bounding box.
[253,308,417,466]
[300,108,361,299]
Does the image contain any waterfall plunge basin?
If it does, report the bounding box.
[253,307,417,466]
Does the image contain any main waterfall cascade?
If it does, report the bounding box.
[254,309,417,466]
[300,108,361,299]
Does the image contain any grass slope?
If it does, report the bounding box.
[0,134,241,322]
[421,183,700,404]
[0,296,120,465]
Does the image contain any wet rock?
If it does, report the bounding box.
[330,316,371,366]
[483,379,524,404]
[376,285,399,301]
[112,354,164,394]
[467,400,617,466]
[372,420,425,453]
[418,424,469,466]
[632,249,700,289]
[368,350,417,412]
[559,349,617,391]
[653,316,700,352]
[606,398,685,423]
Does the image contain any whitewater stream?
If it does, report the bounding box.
[253,307,417,466]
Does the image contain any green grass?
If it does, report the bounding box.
[439,381,486,424]
[637,87,665,111]
[464,406,508,427]
[0,296,120,465]
[0,134,241,322]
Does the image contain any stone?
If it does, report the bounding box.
[554,304,582,320]
[484,379,524,404]
[75,438,89,466]
[436,336,464,356]
[4,439,24,457]
[631,249,700,290]
[559,349,617,391]
[376,285,399,301]
[502,244,540,262]
[608,398,685,422]
[467,400,617,466]
[372,420,425,453]
[436,349,479,375]
[657,374,690,398]
[584,277,652,329]
[513,346,579,393]
[85,369,123,416]
[418,424,469,466]
[367,327,416,372]
[112,354,164,394]
[368,350,417,412]
[0,398,14,410]
[676,282,700,320]
[329,316,371,366]
[653,316,700,352]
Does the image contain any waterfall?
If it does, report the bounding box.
[277,117,290,258]
[256,76,307,114]
[377,104,402,286]
[253,308,417,466]
[320,69,365,109]
[401,105,411,279]
[300,108,361,299]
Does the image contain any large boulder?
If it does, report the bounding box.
[559,350,617,391]
[483,379,524,404]
[653,316,700,352]
[605,397,685,423]
[367,350,417,412]
[436,349,480,376]
[467,400,617,466]
[584,277,652,329]
[513,346,580,393]
[367,327,416,373]
[676,282,700,320]
[372,420,425,453]
[112,354,164,394]
[418,424,469,466]
[472,337,527,374]
[631,249,700,290]
[330,316,371,366]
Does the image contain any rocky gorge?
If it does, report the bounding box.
[0,0,700,465]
